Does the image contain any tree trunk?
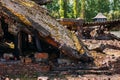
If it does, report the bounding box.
[80,0,85,19]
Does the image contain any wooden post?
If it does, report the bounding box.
[17,31,22,55]
[33,30,42,52]
[13,34,19,59]
[13,27,22,59]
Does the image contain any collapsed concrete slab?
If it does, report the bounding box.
[0,0,91,60]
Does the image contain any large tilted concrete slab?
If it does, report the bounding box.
[0,0,90,59]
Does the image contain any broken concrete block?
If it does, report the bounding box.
[57,58,71,64]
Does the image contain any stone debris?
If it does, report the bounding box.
[0,0,120,80]
[109,57,120,74]
[83,39,120,57]
[37,76,49,80]
[66,75,120,80]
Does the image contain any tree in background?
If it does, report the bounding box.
[45,0,120,21]
[85,0,98,21]
[58,0,68,18]
[80,0,85,19]
[46,0,71,18]
[105,10,120,20]
[67,1,74,18]
[97,0,110,13]
[106,0,120,20]
[59,0,64,18]
[73,0,78,18]
[64,0,69,18]
[111,0,120,11]
[45,0,59,18]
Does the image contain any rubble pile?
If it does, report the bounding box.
[83,39,120,67]
[110,57,120,74]
[0,0,120,79]
[83,39,120,56]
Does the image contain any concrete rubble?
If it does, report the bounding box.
[0,0,120,80]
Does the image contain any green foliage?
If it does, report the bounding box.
[67,3,74,18]
[59,0,64,18]
[85,0,110,21]
[105,11,120,20]
[111,0,120,11]
[63,0,68,17]
[58,0,69,18]
[45,0,59,18]
[45,0,120,21]
[97,0,110,13]
[80,0,85,19]
[85,0,97,21]
[73,0,78,18]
